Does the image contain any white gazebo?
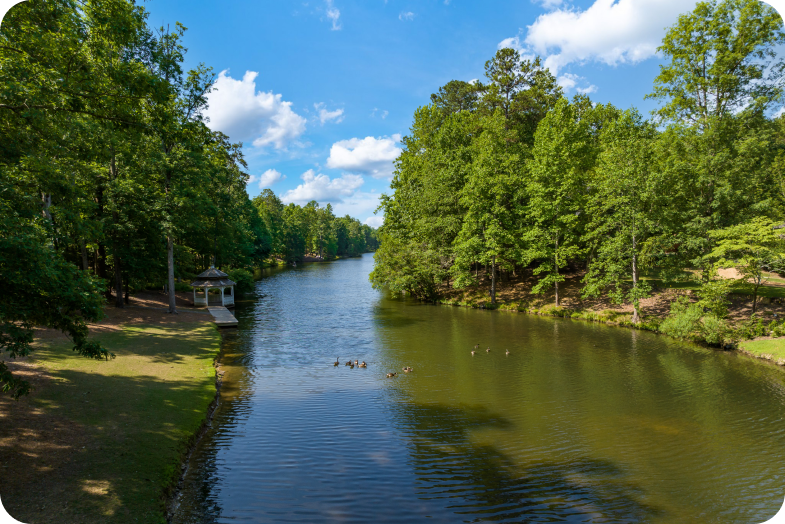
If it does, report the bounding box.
[191,266,236,308]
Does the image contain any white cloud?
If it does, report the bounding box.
[381,110,389,119]
[259,169,285,188]
[325,0,341,30]
[364,216,384,228]
[314,103,345,125]
[281,170,364,204]
[204,70,306,150]
[557,73,597,95]
[332,191,383,220]
[537,0,565,9]
[399,11,415,21]
[522,0,699,74]
[496,35,536,62]
[326,135,402,179]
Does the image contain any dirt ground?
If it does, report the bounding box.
[0,291,216,523]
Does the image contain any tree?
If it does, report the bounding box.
[452,110,524,305]
[705,217,784,314]
[527,99,593,306]
[583,110,659,324]
[648,0,785,126]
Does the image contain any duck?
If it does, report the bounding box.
[386,372,398,378]
[345,361,352,366]
[359,361,367,368]
[354,359,359,366]
[403,367,413,373]
[350,364,355,369]
[334,358,340,367]
[486,347,491,353]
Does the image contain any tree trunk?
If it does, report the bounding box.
[124,275,130,305]
[80,239,89,271]
[167,235,177,314]
[98,243,111,300]
[752,276,760,315]
[631,235,640,324]
[490,256,497,305]
[114,255,124,308]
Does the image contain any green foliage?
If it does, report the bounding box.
[659,297,705,341]
[226,268,254,294]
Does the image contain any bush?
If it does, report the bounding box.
[700,315,729,346]
[659,296,703,340]
[226,268,254,294]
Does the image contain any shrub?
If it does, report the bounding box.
[700,315,729,346]
[659,296,703,340]
[226,268,254,294]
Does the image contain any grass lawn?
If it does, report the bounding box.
[739,338,785,360]
[0,315,221,524]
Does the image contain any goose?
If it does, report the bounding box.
[403,367,413,373]
[386,372,398,378]
[486,347,491,353]
[505,349,510,356]
[345,361,352,366]
[474,343,479,350]
[334,358,340,367]
[471,350,476,356]
[359,361,367,368]
[354,359,359,366]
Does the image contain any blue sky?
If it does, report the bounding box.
[136,0,782,227]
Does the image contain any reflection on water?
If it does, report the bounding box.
[171,254,785,523]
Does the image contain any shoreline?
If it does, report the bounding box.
[164,332,227,522]
[436,297,785,369]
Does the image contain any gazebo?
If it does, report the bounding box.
[191,266,236,308]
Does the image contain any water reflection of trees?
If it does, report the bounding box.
[390,401,662,522]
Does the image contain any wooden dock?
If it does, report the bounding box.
[207,306,238,328]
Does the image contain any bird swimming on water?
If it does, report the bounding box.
[359,361,367,368]
[471,350,476,356]
[486,347,491,353]
[505,349,510,355]
[345,360,352,366]
[386,372,398,378]
[403,367,413,373]
[334,358,339,367]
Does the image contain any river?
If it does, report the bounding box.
[171,253,785,523]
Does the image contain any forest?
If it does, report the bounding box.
[371,0,785,341]
[0,0,377,397]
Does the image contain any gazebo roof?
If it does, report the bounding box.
[190,266,236,288]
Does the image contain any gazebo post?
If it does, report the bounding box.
[193,287,196,306]
[205,287,209,305]
[221,286,225,306]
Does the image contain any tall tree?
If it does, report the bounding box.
[583,110,660,324]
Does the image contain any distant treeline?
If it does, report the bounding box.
[0,0,374,397]
[253,190,379,264]
[371,0,785,328]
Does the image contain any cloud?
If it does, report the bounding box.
[399,11,414,21]
[325,0,341,30]
[281,170,364,204]
[259,169,285,188]
[497,35,536,62]
[326,135,402,179]
[364,216,384,228]
[522,0,699,74]
[331,191,383,221]
[557,73,597,95]
[536,0,565,9]
[204,70,306,150]
[381,110,389,119]
[314,103,344,125]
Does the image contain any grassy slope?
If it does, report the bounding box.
[2,322,220,524]
[739,338,785,360]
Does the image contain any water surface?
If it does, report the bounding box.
[171,253,785,523]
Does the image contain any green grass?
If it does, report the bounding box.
[7,322,221,523]
[739,338,785,360]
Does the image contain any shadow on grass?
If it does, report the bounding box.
[0,323,221,524]
[390,401,663,523]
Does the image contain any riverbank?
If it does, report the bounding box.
[0,293,222,523]
[437,269,785,367]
